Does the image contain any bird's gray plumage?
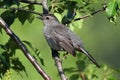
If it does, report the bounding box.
[38,14,100,68]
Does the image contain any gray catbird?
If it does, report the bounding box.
[37,14,100,68]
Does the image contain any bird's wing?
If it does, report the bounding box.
[53,24,76,56]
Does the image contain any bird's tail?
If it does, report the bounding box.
[80,47,100,68]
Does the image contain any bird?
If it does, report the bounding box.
[37,14,100,68]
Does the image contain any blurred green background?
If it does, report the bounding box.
[0,0,120,80]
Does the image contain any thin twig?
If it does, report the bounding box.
[0,17,51,80]
[62,2,107,24]
[74,2,107,21]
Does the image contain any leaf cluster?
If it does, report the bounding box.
[106,0,120,23]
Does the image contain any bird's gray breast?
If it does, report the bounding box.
[43,26,61,50]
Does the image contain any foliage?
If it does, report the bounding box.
[106,0,120,23]
[0,0,120,80]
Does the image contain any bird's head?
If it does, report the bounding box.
[37,14,60,26]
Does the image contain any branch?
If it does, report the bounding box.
[0,17,51,80]
[52,50,67,80]
[74,2,107,21]
[41,0,49,14]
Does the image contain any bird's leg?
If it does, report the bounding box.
[51,49,61,64]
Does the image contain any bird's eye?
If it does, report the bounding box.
[46,17,49,20]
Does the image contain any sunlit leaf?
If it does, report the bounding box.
[106,0,117,17]
[117,0,120,9]
[54,12,62,22]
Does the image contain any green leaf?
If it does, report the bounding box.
[54,13,62,22]
[5,38,19,55]
[28,4,35,11]
[27,4,35,23]
[27,13,34,23]
[16,10,28,24]
[17,10,34,24]
[61,9,76,24]
[106,0,117,17]
[11,58,26,71]
[0,54,8,66]
[3,0,19,7]
[65,1,77,11]
[61,9,69,24]
[117,0,120,9]
[62,11,83,31]
[1,10,15,26]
